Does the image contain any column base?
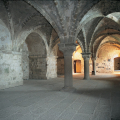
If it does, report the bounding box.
[60,87,76,92]
[92,71,96,75]
[83,77,90,80]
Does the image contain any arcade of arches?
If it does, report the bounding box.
[1,0,120,90]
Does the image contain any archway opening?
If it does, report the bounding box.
[72,44,83,74]
[22,32,47,80]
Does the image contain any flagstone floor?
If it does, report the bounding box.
[0,73,120,120]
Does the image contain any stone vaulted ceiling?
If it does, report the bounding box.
[1,0,120,55]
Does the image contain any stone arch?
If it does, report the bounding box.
[106,13,120,24]
[77,30,85,53]
[93,34,120,58]
[76,9,104,40]
[24,0,63,39]
[76,38,84,53]
[22,32,47,80]
[82,17,104,53]
[95,42,120,73]
[91,17,120,49]
[76,12,120,55]
[91,12,120,48]
[96,40,120,58]
[16,26,48,54]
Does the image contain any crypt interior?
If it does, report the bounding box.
[0,0,120,120]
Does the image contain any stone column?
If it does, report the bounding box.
[58,43,77,91]
[92,57,96,75]
[82,53,91,80]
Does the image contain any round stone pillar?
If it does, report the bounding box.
[58,43,77,91]
[64,53,73,88]
[82,53,91,80]
[92,57,96,75]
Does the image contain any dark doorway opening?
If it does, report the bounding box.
[74,60,81,73]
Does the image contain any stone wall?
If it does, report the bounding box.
[0,20,12,51]
[95,44,120,73]
[57,58,64,75]
[0,20,23,89]
[114,57,120,70]
[57,47,64,75]
[29,56,47,79]
[95,58,114,73]
[0,52,23,89]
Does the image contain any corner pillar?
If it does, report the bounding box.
[82,53,91,80]
[58,43,77,91]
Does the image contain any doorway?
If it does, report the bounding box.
[114,57,120,70]
[74,60,81,73]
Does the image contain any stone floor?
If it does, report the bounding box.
[0,73,120,120]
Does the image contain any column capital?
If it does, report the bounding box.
[82,53,91,59]
[91,57,97,61]
[58,43,77,56]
